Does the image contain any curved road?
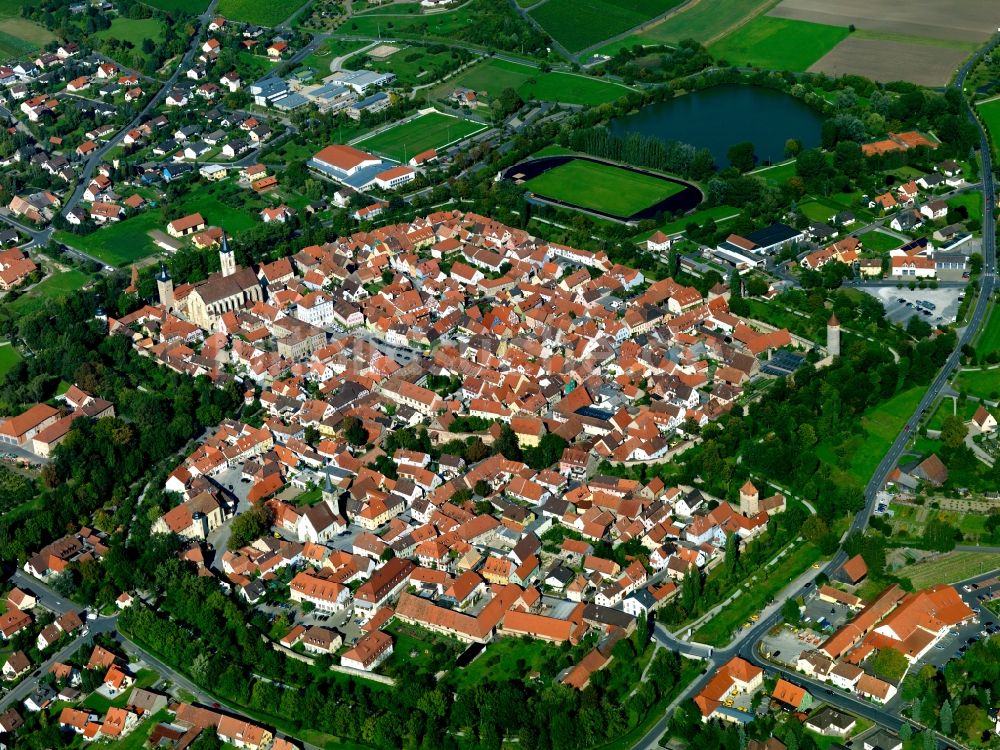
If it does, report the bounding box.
[632,32,1000,750]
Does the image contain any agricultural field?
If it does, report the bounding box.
[768,0,991,43]
[528,0,684,53]
[615,0,775,48]
[7,270,91,316]
[437,58,630,106]
[709,16,848,71]
[95,17,165,46]
[894,548,998,588]
[143,0,208,11]
[523,160,683,217]
[216,0,308,26]
[807,36,970,87]
[356,111,486,162]
[0,16,57,60]
[977,99,1000,154]
[976,304,1000,358]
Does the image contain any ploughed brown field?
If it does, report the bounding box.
[768,0,994,42]
[807,37,972,87]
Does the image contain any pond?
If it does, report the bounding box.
[610,84,824,168]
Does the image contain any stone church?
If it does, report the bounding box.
[158,233,263,330]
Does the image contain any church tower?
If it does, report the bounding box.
[219,230,236,278]
[322,465,335,504]
[157,263,174,310]
[827,313,841,357]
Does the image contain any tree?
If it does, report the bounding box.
[727,141,756,173]
[940,414,968,449]
[474,479,490,497]
[724,532,739,575]
[939,698,953,735]
[745,276,768,297]
[227,504,271,550]
[870,648,908,682]
[342,416,368,447]
[801,515,829,544]
[493,424,522,461]
[303,425,320,447]
[781,598,800,625]
[953,704,984,741]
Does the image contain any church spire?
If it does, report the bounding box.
[219,229,236,277]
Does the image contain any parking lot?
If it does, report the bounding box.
[862,285,964,326]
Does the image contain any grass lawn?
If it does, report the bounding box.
[216,0,307,26]
[976,304,1000,358]
[105,709,171,750]
[356,112,485,162]
[345,4,481,44]
[453,634,569,689]
[709,16,849,72]
[694,542,822,646]
[294,487,324,505]
[143,0,208,11]
[752,159,796,185]
[435,58,630,106]
[84,669,158,713]
[816,386,924,486]
[978,98,1000,152]
[927,397,979,430]
[948,191,984,224]
[351,45,464,88]
[56,187,258,268]
[357,2,423,14]
[528,0,685,52]
[859,230,903,253]
[297,39,369,79]
[236,51,279,81]
[955,368,1000,401]
[641,204,739,238]
[901,552,1000,588]
[95,17,165,46]
[0,17,57,59]
[0,343,21,380]
[798,197,846,224]
[7,271,91,316]
[524,160,683,217]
